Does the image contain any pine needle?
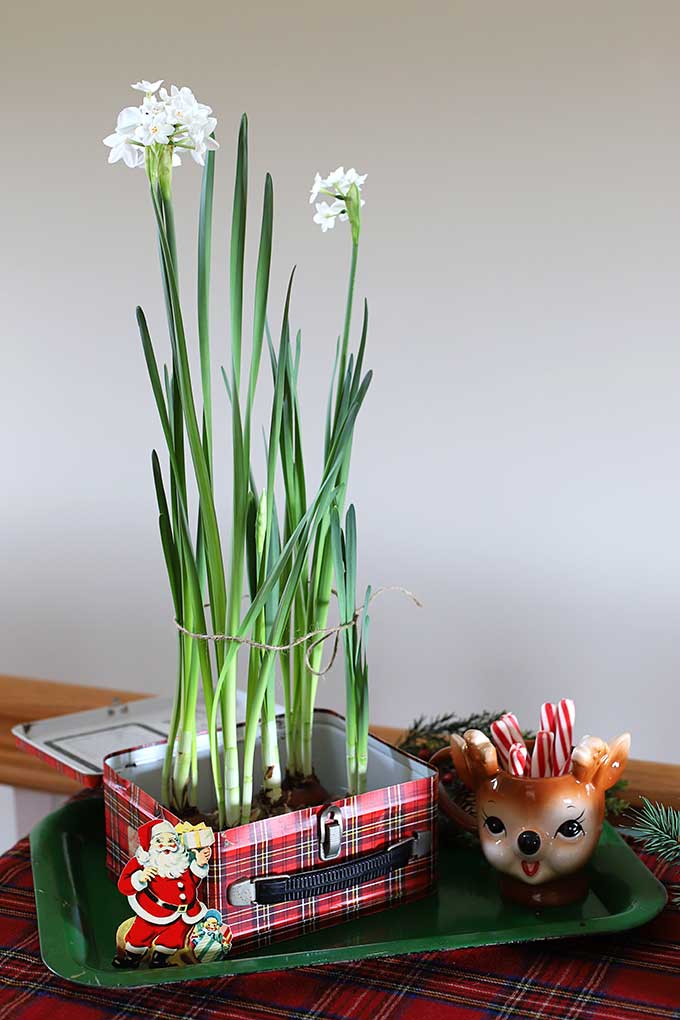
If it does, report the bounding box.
[629,797,680,864]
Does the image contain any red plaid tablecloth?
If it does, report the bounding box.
[0,820,677,1019]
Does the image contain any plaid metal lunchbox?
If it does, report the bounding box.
[103,709,438,955]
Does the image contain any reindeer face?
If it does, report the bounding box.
[445,728,630,888]
[477,772,604,884]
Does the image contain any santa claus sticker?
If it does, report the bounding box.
[113,817,231,969]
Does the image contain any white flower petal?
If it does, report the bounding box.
[131,79,163,93]
[309,172,324,204]
[344,168,367,189]
[122,144,142,168]
[116,106,143,135]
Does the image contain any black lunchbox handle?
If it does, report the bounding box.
[227,830,432,907]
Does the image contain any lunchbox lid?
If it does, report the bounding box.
[13,692,249,787]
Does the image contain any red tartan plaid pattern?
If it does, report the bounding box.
[104,737,437,955]
[14,734,102,787]
[0,799,679,1019]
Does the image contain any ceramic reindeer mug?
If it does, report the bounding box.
[431,729,630,907]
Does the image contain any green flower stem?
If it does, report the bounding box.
[153,158,202,812]
[198,149,215,476]
[143,171,226,823]
[293,234,360,780]
[162,186,206,813]
[355,680,369,794]
[335,241,359,422]
[331,506,370,796]
[261,671,282,801]
[161,633,184,805]
[150,186,228,658]
[291,592,307,774]
[280,644,293,766]
[257,493,283,804]
[240,654,276,824]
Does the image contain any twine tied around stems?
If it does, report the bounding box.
[173,586,422,677]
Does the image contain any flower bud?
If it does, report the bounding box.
[344,182,362,244]
[157,145,174,200]
[144,142,174,197]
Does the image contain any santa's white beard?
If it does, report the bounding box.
[146,843,191,879]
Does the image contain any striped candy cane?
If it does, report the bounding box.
[508,742,529,776]
[491,713,525,770]
[503,713,524,745]
[540,702,556,734]
[553,698,575,775]
[530,730,555,777]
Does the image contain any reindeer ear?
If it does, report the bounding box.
[463,729,501,784]
[593,733,630,791]
[449,734,475,790]
[571,735,608,783]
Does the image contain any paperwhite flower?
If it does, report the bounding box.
[316,166,367,197]
[342,168,367,191]
[190,134,219,166]
[317,167,339,190]
[103,132,144,168]
[115,106,145,137]
[310,166,367,230]
[309,172,324,204]
[131,79,163,93]
[104,82,219,170]
[313,200,345,232]
[135,113,174,147]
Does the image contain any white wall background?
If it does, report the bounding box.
[3,1,680,762]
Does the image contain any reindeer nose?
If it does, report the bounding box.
[517,830,541,856]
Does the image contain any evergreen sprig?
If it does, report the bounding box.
[399,710,531,758]
[629,797,680,864]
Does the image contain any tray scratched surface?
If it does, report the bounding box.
[30,795,667,988]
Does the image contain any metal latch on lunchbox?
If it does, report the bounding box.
[318,805,343,861]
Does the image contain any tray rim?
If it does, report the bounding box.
[30,794,668,988]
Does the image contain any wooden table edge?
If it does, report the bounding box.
[1,675,677,807]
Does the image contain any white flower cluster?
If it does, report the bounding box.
[310,166,367,232]
[104,79,218,169]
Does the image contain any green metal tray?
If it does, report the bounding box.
[30,794,667,988]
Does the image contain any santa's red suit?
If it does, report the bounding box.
[118,819,209,954]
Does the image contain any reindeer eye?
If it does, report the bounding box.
[484,815,506,835]
[557,819,583,839]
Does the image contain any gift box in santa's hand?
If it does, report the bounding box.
[112,818,215,970]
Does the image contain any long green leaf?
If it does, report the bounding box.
[198,148,215,471]
[151,451,182,615]
[148,185,227,641]
[230,115,248,386]
[247,174,273,413]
